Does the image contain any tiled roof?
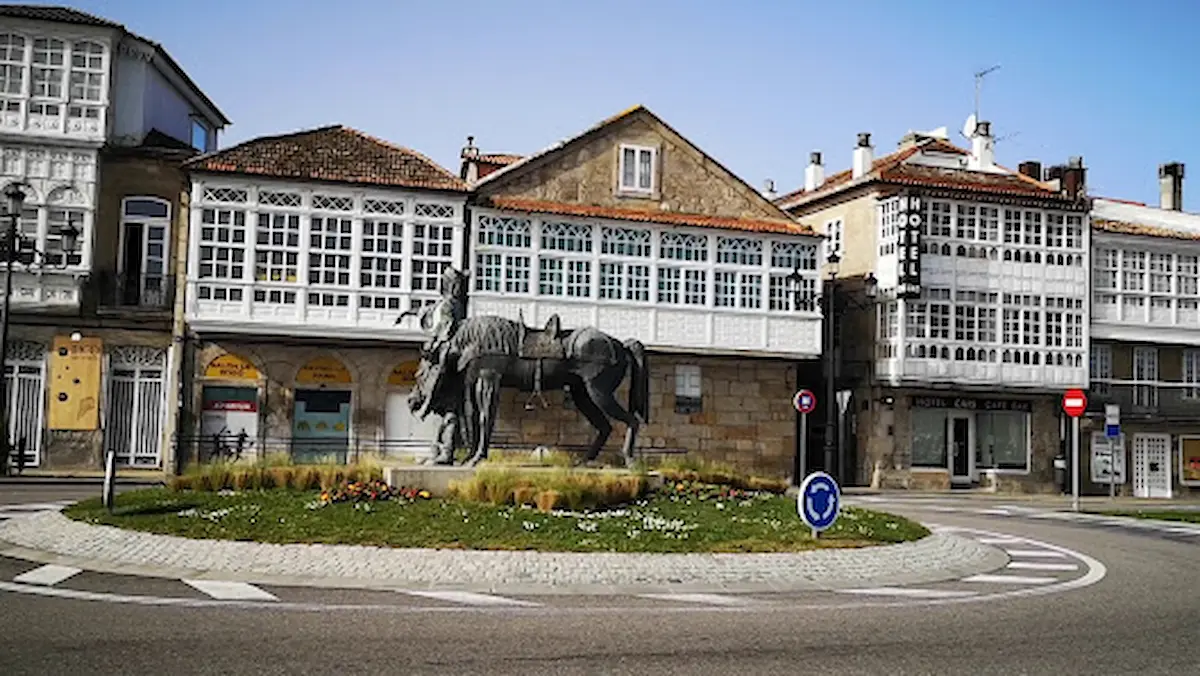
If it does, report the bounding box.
[485,197,815,236]
[1093,218,1200,241]
[775,138,1065,207]
[185,125,468,192]
[0,4,121,28]
[479,153,523,165]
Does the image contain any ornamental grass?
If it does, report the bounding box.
[168,460,384,493]
[448,467,649,513]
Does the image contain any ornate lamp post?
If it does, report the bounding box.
[0,182,81,475]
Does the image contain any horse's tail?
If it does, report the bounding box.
[623,339,649,425]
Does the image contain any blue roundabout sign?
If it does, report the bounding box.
[797,471,841,533]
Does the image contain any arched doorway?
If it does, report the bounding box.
[292,356,353,464]
[383,359,440,458]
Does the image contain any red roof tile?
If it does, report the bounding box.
[185,126,467,192]
[1093,218,1200,241]
[485,197,814,236]
[479,153,523,165]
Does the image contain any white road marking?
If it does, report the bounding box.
[837,587,976,599]
[183,580,278,601]
[637,593,760,606]
[403,590,540,607]
[13,564,82,586]
[962,574,1057,585]
[1006,561,1078,572]
[0,502,72,512]
[1004,549,1068,558]
[976,536,1025,544]
[974,509,1012,516]
[1164,527,1200,535]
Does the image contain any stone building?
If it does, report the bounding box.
[1088,165,1200,498]
[178,126,470,466]
[776,123,1089,492]
[0,5,227,474]
[460,105,824,478]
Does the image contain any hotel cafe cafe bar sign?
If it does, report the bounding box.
[909,396,1034,413]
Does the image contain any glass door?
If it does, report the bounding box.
[948,413,974,484]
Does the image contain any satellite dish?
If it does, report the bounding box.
[961,114,978,139]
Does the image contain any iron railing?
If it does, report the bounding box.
[1087,382,1200,419]
[94,272,174,310]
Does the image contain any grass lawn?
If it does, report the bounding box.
[64,487,929,553]
[1087,509,1200,524]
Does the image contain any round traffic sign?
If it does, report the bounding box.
[797,471,841,531]
[793,389,816,415]
[1062,388,1087,418]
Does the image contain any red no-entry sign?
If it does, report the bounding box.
[1062,389,1087,418]
[794,389,816,414]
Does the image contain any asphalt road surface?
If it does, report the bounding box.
[0,489,1196,675]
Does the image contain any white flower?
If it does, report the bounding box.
[577,521,598,532]
[522,521,539,531]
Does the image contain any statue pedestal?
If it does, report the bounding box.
[381,464,666,497]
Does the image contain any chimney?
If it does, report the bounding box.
[762,179,777,200]
[804,151,825,191]
[852,133,873,179]
[1160,162,1185,211]
[459,135,480,185]
[1061,156,1086,201]
[967,121,995,171]
[1018,160,1043,180]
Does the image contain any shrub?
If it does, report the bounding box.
[656,458,789,494]
[482,448,575,468]
[449,467,648,511]
[167,461,384,493]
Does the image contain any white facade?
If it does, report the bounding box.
[1091,198,1200,346]
[186,175,468,340]
[467,208,824,357]
[875,194,1090,390]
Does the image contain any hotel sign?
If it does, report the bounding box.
[910,395,1033,413]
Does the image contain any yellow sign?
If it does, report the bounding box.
[1182,437,1200,486]
[387,360,420,387]
[204,353,261,381]
[47,335,102,431]
[296,356,352,385]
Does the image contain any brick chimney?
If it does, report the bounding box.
[805,151,825,191]
[1061,156,1086,201]
[459,135,480,185]
[1018,161,1043,180]
[1160,162,1185,211]
[852,133,873,179]
[762,179,778,200]
[967,121,995,171]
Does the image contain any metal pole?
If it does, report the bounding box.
[0,214,15,476]
[1071,416,1080,512]
[1108,436,1116,500]
[799,412,808,481]
[823,280,837,479]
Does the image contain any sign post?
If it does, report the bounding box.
[101,448,116,513]
[797,471,841,539]
[793,390,816,484]
[1062,389,1087,512]
[1105,403,1121,500]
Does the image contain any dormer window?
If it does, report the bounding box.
[619,144,655,194]
[191,119,211,152]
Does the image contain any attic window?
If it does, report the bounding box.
[191,119,210,152]
[619,144,655,194]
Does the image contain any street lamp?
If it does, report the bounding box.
[0,182,81,475]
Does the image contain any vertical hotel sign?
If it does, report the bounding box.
[48,335,102,430]
[896,192,923,299]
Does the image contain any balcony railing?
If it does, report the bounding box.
[94,272,174,310]
[1088,382,1200,418]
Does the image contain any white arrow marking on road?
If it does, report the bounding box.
[1004,549,1068,559]
[403,590,540,607]
[962,574,1057,585]
[13,564,82,586]
[183,580,278,601]
[1006,561,1078,572]
[838,587,977,599]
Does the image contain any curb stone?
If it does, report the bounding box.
[0,512,1010,595]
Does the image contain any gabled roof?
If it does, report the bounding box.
[1092,197,1200,242]
[775,138,1065,209]
[1092,218,1200,241]
[474,104,814,236]
[183,125,468,192]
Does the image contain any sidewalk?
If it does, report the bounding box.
[839,488,1200,510]
[0,511,1006,595]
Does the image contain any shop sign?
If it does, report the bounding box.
[204,353,261,381]
[296,356,353,385]
[387,360,420,387]
[48,335,102,431]
[910,395,1033,413]
[1180,436,1200,486]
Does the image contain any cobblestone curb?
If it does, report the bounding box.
[0,512,1009,594]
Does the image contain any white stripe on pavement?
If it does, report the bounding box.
[0,502,72,512]
[962,574,1057,585]
[637,593,760,606]
[976,536,1025,544]
[403,590,540,607]
[183,580,278,601]
[837,587,977,599]
[974,509,1012,516]
[1006,561,1079,572]
[1004,549,1068,558]
[13,564,82,586]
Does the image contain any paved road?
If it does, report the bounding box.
[0,490,1196,675]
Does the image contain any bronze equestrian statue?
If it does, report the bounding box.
[400,268,649,467]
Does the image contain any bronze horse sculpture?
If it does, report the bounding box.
[400,268,649,467]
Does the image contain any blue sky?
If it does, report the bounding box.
[63,0,1200,209]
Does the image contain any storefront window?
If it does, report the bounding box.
[975,410,1028,470]
[911,408,947,467]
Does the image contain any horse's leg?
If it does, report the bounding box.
[466,371,502,466]
[569,383,612,465]
[459,378,479,466]
[584,377,640,468]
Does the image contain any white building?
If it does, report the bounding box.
[777,122,1090,491]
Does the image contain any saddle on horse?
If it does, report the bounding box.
[518,315,567,360]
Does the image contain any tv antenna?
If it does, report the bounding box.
[973,64,1000,123]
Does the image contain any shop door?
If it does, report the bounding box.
[293,389,352,464]
[1132,433,1172,499]
[384,390,442,458]
[949,414,974,484]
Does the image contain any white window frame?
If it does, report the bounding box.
[618,144,656,194]
[1133,346,1158,408]
[674,364,702,413]
[1090,344,1111,395]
